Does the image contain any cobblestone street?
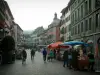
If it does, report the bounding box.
[0,50,99,75]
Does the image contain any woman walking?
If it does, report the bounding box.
[49,50,54,62]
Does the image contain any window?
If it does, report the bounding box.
[96,13,99,28]
[78,0,80,3]
[75,1,77,7]
[89,0,92,12]
[81,22,83,32]
[72,27,73,35]
[71,15,73,23]
[75,11,77,21]
[78,8,80,20]
[73,14,75,24]
[72,27,74,35]
[78,24,80,34]
[95,0,100,8]
[81,5,83,18]
[75,26,77,34]
[73,27,75,35]
[85,20,88,31]
[67,25,69,32]
[69,15,70,20]
[89,18,92,30]
[65,27,67,33]
[85,1,88,15]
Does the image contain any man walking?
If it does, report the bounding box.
[88,51,95,71]
[42,48,47,62]
[63,50,68,67]
[31,49,35,60]
[21,48,27,64]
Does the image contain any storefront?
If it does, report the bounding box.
[95,36,100,72]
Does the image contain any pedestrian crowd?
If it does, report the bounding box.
[42,48,56,62]
[62,46,95,71]
[21,48,36,64]
[20,46,95,72]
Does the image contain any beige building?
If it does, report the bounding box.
[60,3,71,42]
[31,26,44,46]
[13,22,23,50]
[0,0,14,38]
[38,29,48,45]
[3,1,14,36]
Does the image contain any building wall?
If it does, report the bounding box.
[56,26,60,41]
[60,6,71,41]
[65,10,71,41]
[47,27,57,44]
[14,24,17,49]
[70,0,100,51]
[70,0,100,70]
[13,24,23,49]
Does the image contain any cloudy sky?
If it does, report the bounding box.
[6,0,70,30]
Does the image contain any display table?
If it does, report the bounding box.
[78,55,89,70]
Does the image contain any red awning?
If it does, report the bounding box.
[48,42,63,49]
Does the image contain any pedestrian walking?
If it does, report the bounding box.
[21,48,27,64]
[54,49,56,59]
[88,51,95,71]
[42,48,47,62]
[72,49,79,70]
[31,49,35,60]
[63,50,68,67]
[68,49,72,69]
[49,50,54,62]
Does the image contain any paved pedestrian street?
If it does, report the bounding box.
[0,50,99,75]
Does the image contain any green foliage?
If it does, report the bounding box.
[60,27,65,34]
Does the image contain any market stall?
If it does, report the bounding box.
[47,42,71,60]
[61,41,89,70]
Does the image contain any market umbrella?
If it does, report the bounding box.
[47,42,63,49]
[58,44,72,49]
[63,41,89,47]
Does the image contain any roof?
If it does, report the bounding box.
[48,13,60,28]
[61,0,71,14]
[4,1,14,20]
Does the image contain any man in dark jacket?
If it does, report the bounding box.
[22,49,27,64]
[88,52,95,71]
[72,49,79,70]
[63,50,68,67]
[42,48,47,62]
[31,49,35,60]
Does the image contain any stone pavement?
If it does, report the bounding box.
[0,50,99,75]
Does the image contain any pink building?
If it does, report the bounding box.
[47,13,60,44]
